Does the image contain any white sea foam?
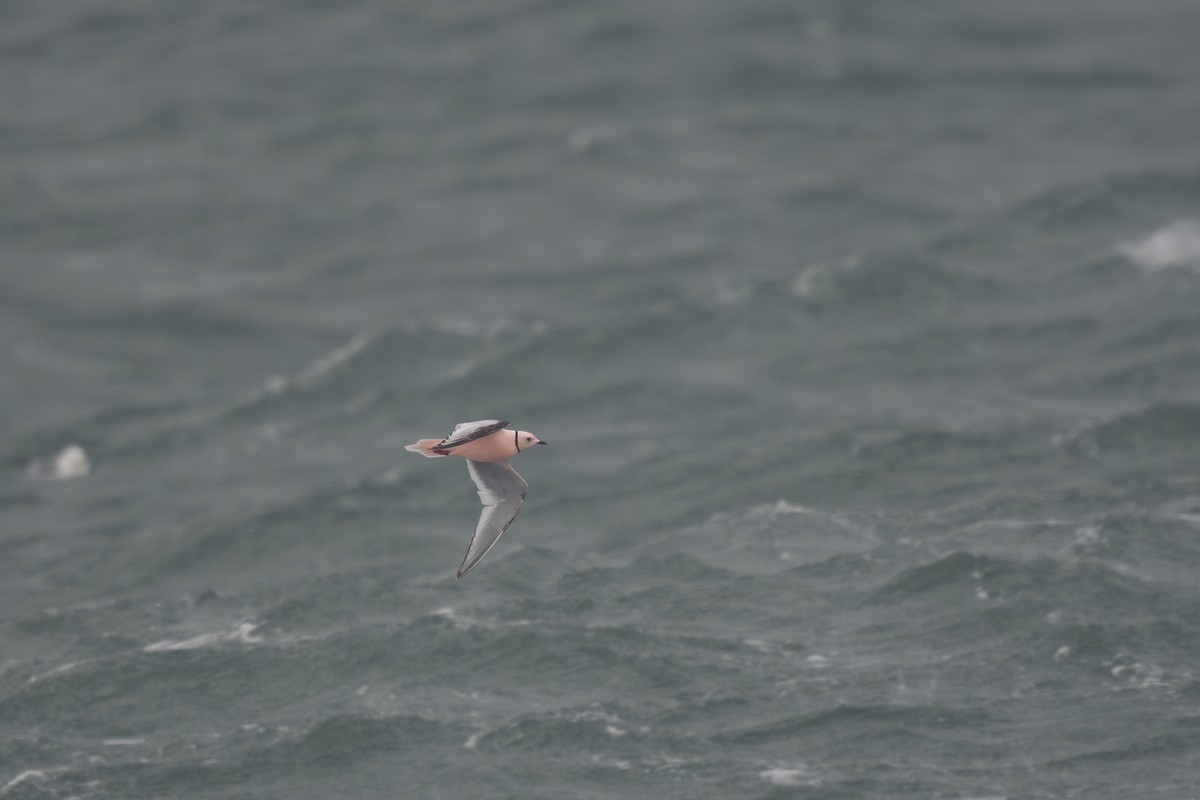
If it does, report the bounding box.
[1105,651,1194,695]
[25,445,90,481]
[2,771,43,792]
[759,766,810,786]
[1120,220,1200,270]
[567,708,647,736]
[144,622,262,652]
[791,256,860,299]
[589,753,634,770]
[568,126,620,154]
[1,768,68,794]
[292,333,372,388]
[432,606,479,631]
[972,569,989,601]
[431,606,531,631]
[755,499,814,516]
[27,660,85,684]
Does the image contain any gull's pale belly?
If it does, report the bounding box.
[438,430,518,462]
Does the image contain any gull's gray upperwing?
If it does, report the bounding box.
[437,420,509,449]
[458,459,527,578]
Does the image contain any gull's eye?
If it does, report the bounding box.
[525,436,532,442]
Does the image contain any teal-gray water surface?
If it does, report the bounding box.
[4,1,1200,798]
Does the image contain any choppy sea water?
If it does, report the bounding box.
[4,1,1200,798]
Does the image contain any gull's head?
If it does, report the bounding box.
[516,430,547,450]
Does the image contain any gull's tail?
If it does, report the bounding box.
[405,438,449,458]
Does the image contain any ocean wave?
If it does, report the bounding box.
[467,704,643,751]
[865,549,1166,609]
[275,713,459,761]
[924,165,1200,287]
[1053,401,1200,458]
[791,251,996,310]
[1007,167,1200,235]
[1107,312,1200,351]
[851,316,1100,380]
[633,500,879,576]
[850,427,1032,471]
[717,703,995,745]
[224,319,549,418]
[1076,349,1200,399]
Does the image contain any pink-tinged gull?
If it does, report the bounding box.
[406,420,546,577]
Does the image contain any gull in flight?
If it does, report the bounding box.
[406,420,546,577]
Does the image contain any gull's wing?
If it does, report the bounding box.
[437,420,509,449]
[457,459,528,578]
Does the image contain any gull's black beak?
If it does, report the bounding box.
[537,440,548,445]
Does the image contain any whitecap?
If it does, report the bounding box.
[431,606,479,631]
[791,256,860,299]
[1,768,67,794]
[759,766,810,786]
[752,500,814,517]
[25,445,90,481]
[292,333,372,388]
[1120,220,1200,271]
[589,753,634,770]
[27,660,85,684]
[144,622,262,652]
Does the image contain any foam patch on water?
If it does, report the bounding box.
[144,622,262,652]
[430,606,534,632]
[972,569,990,601]
[589,753,634,770]
[431,605,488,632]
[27,660,85,684]
[1106,652,1192,694]
[791,256,861,299]
[421,317,549,340]
[751,500,816,516]
[463,706,645,752]
[1120,220,1200,270]
[264,333,373,396]
[719,500,867,532]
[25,445,90,481]
[759,765,811,786]
[2,768,68,794]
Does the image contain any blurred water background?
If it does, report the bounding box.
[4,1,1200,797]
